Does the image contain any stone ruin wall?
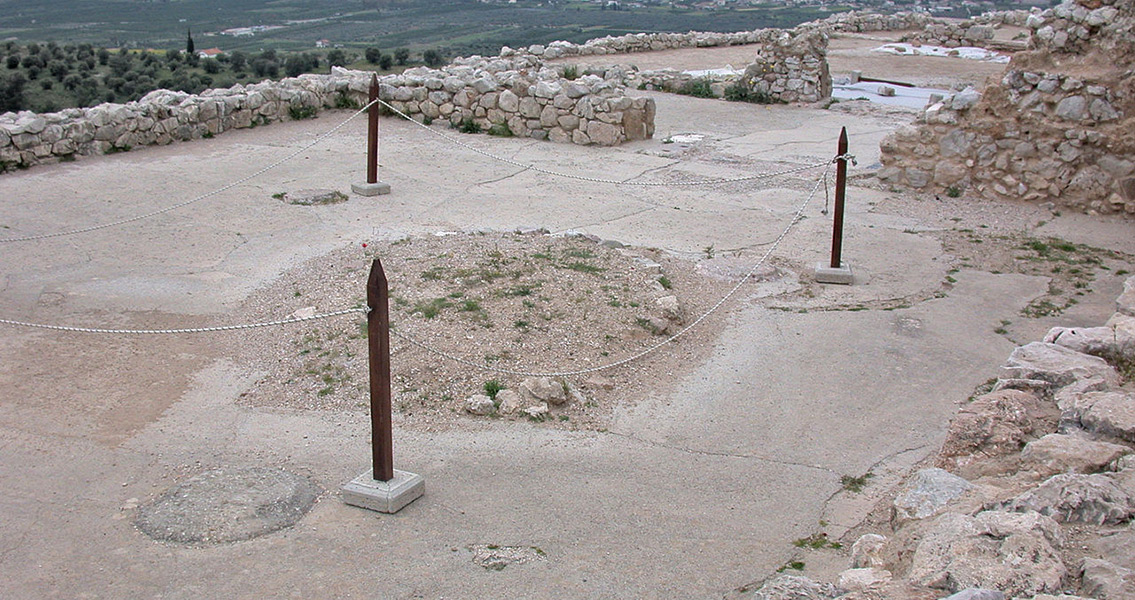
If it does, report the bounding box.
[879,0,1135,216]
[0,8,1035,173]
[572,29,831,105]
[0,56,656,172]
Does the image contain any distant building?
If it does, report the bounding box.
[197,48,224,59]
[316,39,331,48]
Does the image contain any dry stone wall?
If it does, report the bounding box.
[0,56,655,172]
[878,0,1135,215]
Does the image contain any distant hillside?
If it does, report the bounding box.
[1,0,857,57]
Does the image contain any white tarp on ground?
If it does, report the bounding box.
[682,65,743,78]
[831,81,953,109]
[872,43,1011,63]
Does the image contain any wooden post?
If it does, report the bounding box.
[366,73,379,185]
[829,127,849,269]
[367,258,394,482]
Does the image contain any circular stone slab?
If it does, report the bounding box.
[136,467,322,544]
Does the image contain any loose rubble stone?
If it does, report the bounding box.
[836,568,891,592]
[494,389,523,415]
[464,394,495,416]
[942,589,1005,600]
[520,377,567,406]
[850,533,887,569]
[750,574,838,600]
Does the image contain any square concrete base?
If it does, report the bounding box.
[815,262,854,285]
[351,181,391,196]
[342,469,424,513]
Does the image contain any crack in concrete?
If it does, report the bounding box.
[553,205,658,235]
[603,429,841,476]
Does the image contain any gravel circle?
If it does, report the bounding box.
[135,467,322,544]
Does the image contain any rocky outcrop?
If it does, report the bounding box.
[747,277,1135,600]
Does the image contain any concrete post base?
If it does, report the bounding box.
[351,181,391,196]
[815,262,854,285]
[342,469,424,513]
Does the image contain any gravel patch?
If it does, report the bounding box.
[235,230,779,430]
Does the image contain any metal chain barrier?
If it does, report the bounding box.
[378,98,832,186]
[0,307,366,335]
[0,100,379,244]
[387,162,834,378]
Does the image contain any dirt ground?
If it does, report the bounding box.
[1,29,1133,600]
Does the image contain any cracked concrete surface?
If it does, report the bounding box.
[1,50,1133,598]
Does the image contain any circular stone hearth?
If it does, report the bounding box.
[135,467,322,544]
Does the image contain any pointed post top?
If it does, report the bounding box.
[369,72,379,98]
[838,126,848,156]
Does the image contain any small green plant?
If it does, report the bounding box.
[422,114,433,126]
[563,261,604,274]
[335,93,360,109]
[202,131,214,139]
[703,244,715,259]
[483,380,503,399]
[840,472,873,493]
[562,65,579,80]
[487,123,513,137]
[412,297,451,319]
[271,192,285,200]
[106,144,131,154]
[945,186,962,198]
[994,319,1011,335]
[678,77,715,99]
[793,534,841,550]
[288,104,318,120]
[776,561,806,573]
[658,276,672,290]
[456,117,482,134]
[723,81,780,104]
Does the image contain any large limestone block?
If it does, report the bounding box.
[1119,276,1135,317]
[1002,342,1119,388]
[908,511,1065,597]
[1064,391,1135,442]
[1005,473,1134,525]
[937,389,1058,477]
[1020,433,1129,478]
[894,468,975,522]
[586,120,620,146]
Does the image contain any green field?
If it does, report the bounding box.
[0,0,855,56]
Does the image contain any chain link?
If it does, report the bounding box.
[387,164,832,377]
[0,307,367,335]
[378,98,831,186]
[0,100,378,244]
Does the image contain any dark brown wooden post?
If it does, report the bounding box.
[366,73,379,185]
[829,127,849,269]
[367,258,394,482]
